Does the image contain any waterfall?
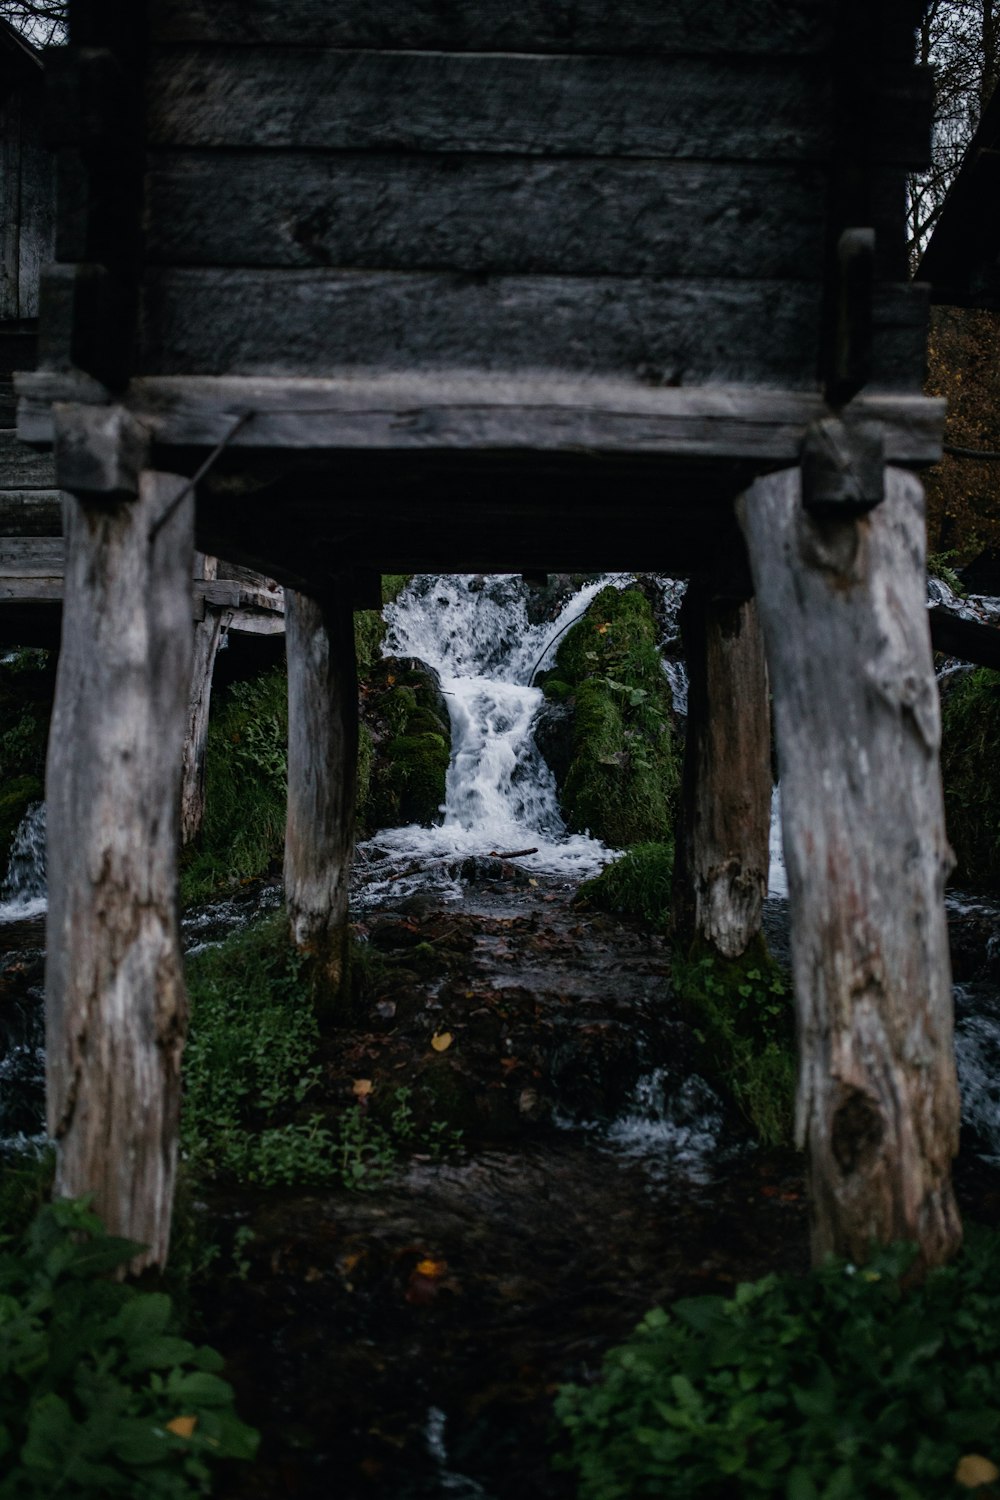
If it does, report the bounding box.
[0,802,47,923]
[360,574,620,886]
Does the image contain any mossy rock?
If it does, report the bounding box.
[940,666,1000,888]
[576,841,674,929]
[543,586,680,847]
[358,657,451,833]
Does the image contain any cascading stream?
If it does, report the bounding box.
[0,801,47,923]
[357,574,620,891]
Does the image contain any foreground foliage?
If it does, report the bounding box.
[556,1229,1000,1500]
[940,666,1000,889]
[0,1198,257,1498]
[183,916,460,1189]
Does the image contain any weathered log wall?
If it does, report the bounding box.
[134,0,929,391]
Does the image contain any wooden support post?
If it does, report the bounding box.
[285,585,358,1003]
[673,573,771,959]
[739,465,961,1272]
[180,605,228,845]
[45,469,194,1272]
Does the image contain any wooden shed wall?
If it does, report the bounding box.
[135,0,929,393]
[0,50,54,322]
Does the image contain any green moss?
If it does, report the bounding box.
[940,666,1000,888]
[672,940,794,1148]
[180,668,289,903]
[576,841,674,928]
[547,586,680,847]
[383,733,449,826]
[358,659,451,833]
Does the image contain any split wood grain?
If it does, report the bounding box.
[739,465,961,1271]
[45,470,195,1272]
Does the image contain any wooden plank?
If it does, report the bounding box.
[139,268,825,387]
[146,49,834,160]
[145,48,930,165]
[0,536,64,575]
[145,153,825,279]
[46,468,193,1272]
[181,609,226,843]
[121,373,946,469]
[226,608,285,635]
[0,490,62,535]
[0,429,56,487]
[0,578,63,601]
[150,0,833,54]
[739,465,960,1271]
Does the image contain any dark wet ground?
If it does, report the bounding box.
[3,875,1000,1499]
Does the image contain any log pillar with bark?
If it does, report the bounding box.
[672,571,771,958]
[45,408,194,1271]
[285,584,359,1003]
[739,460,961,1272]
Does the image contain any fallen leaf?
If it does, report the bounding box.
[500,1057,519,1072]
[415,1258,447,1278]
[431,1032,453,1052]
[353,1078,374,1097]
[956,1455,1000,1488]
[166,1416,198,1439]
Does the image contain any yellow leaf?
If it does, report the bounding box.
[352,1078,373,1097]
[166,1415,198,1439]
[431,1032,453,1052]
[956,1455,1000,1488]
[415,1257,447,1278]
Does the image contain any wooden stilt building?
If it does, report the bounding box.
[9,0,961,1273]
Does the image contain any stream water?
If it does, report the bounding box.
[2,574,1000,1497]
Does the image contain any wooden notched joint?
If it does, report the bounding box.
[801,416,885,515]
[54,402,150,500]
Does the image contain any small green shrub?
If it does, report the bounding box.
[546,587,680,847]
[577,842,674,928]
[0,1197,257,1499]
[940,666,1000,889]
[673,946,794,1148]
[556,1228,1000,1500]
[183,918,461,1189]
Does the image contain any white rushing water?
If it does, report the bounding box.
[358,574,620,891]
[0,801,47,923]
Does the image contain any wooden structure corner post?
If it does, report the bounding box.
[672,571,771,959]
[45,467,195,1273]
[180,603,229,846]
[285,584,359,1008]
[738,465,961,1272]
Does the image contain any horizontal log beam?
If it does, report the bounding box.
[929,606,1000,670]
[115,374,945,468]
[150,0,834,53]
[0,428,56,488]
[144,154,827,280]
[134,269,924,390]
[0,491,62,534]
[145,49,929,166]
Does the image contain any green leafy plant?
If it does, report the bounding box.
[182,918,462,1191]
[673,946,794,1147]
[0,1197,257,1499]
[555,1228,1000,1500]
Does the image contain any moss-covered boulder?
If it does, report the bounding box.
[940,665,1000,889]
[538,586,680,847]
[359,657,451,832]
